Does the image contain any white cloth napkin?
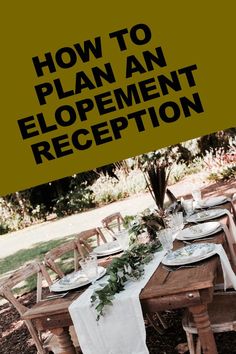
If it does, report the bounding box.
[220,209,236,242]
[212,244,236,290]
[220,223,236,266]
[229,199,236,220]
[69,251,165,354]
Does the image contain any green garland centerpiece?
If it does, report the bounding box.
[91,241,161,319]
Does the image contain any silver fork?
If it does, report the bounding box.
[162,264,200,272]
[182,237,215,245]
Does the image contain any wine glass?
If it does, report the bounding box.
[79,255,98,288]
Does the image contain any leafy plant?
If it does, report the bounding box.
[124,209,165,242]
[208,165,236,182]
[91,241,161,319]
[54,181,94,216]
[0,223,10,235]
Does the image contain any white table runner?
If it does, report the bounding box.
[69,250,165,354]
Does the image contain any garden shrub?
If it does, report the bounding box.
[91,169,146,205]
[204,140,236,181]
[168,158,204,185]
[0,223,10,235]
[53,181,94,216]
[208,165,236,182]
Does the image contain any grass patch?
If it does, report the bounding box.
[0,238,75,276]
[0,236,78,295]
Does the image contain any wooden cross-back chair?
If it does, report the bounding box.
[0,262,55,354]
[101,212,125,239]
[75,227,107,258]
[44,239,80,279]
[182,291,236,354]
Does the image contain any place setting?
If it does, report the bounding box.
[157,219,224,274]
[180,188,231,224]
[158,230,236,292]
[196,196,229,209]
[157,226,216,271]
[162,243,216,267]
[175,221,221,242]
[186,208,227,223]
[50,255,106,292]
[92,240,123,257]
[191,188,228,209]
[92,229,130,258]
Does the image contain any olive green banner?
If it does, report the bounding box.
[1,1,235,196]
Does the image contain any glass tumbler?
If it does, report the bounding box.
[192,189,203,206]
[79,255,98,285]
[182,199,194,217]
[158,228,173,253]
[115,230,130,250]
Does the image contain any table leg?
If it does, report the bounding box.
[189,304,218,354]
[51,327,76,354]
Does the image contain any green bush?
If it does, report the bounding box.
[54,182,94,216]
[0,195,48,235]
[0,223,10,235]
[204,143,236,181]
[208,165,236,182]
[168,158,204,185]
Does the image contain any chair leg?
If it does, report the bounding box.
[146,313,166,335]
[185,332,196,354]
[155,312,168,329]
[196,337,201,354]
[25,320,47,354]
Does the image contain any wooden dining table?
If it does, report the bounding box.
[22,209,234,354]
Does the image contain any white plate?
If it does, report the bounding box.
[198,196,228,208]
[187,209,226,223]
[93,240,122,256]
[162,243,216,266]
[176,222,221,241]
[50,266,106,292]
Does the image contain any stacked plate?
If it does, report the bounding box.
[196,196,228,209]
[50,266,106,292]
[93,240,122,257]
[162,243,216,266]
[187,208,226,223]
[176,221,221,241]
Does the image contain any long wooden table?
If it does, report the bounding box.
[22,232,228,354]
[22,208,234,354]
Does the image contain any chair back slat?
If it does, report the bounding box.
[44,239,80,278]
[2,262,41,290]
[75,227,107,258]
[101,212,125,238]
[0,261,52,354]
